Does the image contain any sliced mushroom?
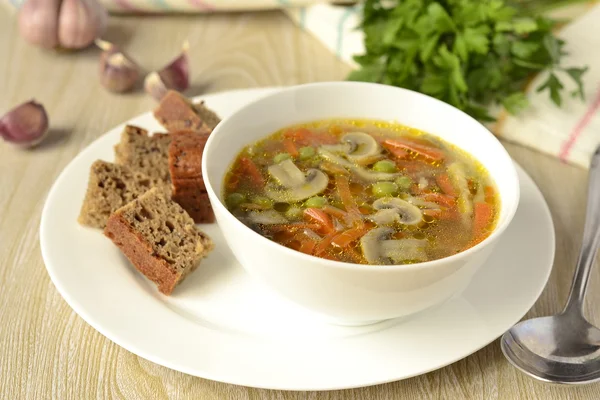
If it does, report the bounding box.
[359,228,428,264]
[448,162,473,222]
[360,227,394,264]
[372,197,422,225]
[265,162,329,203]
[405,196,440,210]
[369,208,400,225]
[248,210,288,225]
[321,142,354,154]
[318,148,399,182]
[268,159,306,187]
[342,132,381,161]
[380,239,428,263]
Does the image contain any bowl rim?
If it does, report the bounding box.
[202,81,520,272]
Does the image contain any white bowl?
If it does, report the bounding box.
[202,82,520,325]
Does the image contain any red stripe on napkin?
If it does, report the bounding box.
[188,0,215,11]
[114,0,140,11]
[559,86,600,161]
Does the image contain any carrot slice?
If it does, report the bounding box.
[283,138,299,157]
[335,174,363,227]
[473,202,494,242]
[484,186,495,203]
[284,128,337,146]
[424,207,461,221]
[320,161,348,175]
[323,205,348,219]
[382,141,410,160]
[304,208,335,234]
[331,227,368,248]
[424,193,456,207]
[297,235,318,255]
[314,231,339,255]
[383,139,445,161]
[239,157,265,188]
[423,209,442,218]
[436,174,457,196]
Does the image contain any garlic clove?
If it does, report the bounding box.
[96,39,140,93]
[144,71,169,102]
[58,0,108,49]
[0,100,49,148]
[18,0,61,48]
[144,41,190,101]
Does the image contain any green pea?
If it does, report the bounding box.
[373,160,397,173]
[298,146,316,160]
[395,176,413,190]
[305,196,327,208]
[252,196,273,208]
[226,192,246,208]
[372,182,398,197]
[285,206,304,220]
[273,152,292,164]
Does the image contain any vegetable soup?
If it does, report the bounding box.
[223,119,499,265]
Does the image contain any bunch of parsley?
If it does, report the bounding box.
[348,0,588,121]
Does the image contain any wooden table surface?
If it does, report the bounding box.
[2,5,600,399]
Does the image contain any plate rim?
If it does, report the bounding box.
[39,87,555,391]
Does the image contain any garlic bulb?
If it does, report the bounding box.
[18,0,107,50]
[18,0,61,49]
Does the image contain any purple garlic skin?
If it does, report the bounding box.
[0,100,49,148]
[144,71,169,102]
[145,41,190,101]
[96,39,140,93]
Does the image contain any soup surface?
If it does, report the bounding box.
[223,119,499,265]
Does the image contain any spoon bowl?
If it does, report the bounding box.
[501,145,600,384]
[501,314,600,384]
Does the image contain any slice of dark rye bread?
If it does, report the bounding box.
[168,131,214,223]
[153,90,220,133]
[114,125,172,185]
[104,188,214,295]
[78,160,153,228]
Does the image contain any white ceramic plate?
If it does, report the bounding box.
[40,88,555,391]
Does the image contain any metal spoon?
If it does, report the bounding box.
[501,146,600,384]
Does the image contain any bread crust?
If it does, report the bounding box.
[168,131,215,223]
[105,213,181,294]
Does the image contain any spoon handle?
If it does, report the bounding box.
[563,146,600,315]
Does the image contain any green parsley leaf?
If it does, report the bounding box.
[565,66,588,100]
[502,92,530,114]
[536,73,564,106]
[349,0,588,122]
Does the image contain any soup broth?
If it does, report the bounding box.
[223,119,499,265]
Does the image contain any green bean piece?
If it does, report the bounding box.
[395,176,413,191]
[226,192,246,208]
[298,146,316,160]
[305,196,327,208]
[372,182,398,197]
[372,159,397,173]
[273,152,292,164]
[252,196,274,208]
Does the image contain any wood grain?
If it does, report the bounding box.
[1,6,600,399]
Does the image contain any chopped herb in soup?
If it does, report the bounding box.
[223,119,499,265]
